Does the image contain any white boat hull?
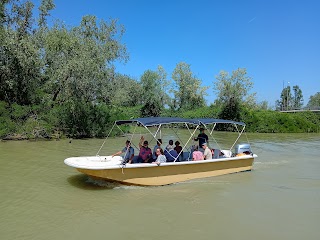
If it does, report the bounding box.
[64,155,256,186]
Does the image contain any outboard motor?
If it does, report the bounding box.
[235,143,252,155]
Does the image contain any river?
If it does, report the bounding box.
[0,133,319,240]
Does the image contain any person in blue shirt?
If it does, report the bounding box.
[112,140,134,164]
[164,148,179,162]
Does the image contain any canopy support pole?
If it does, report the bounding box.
[96,122,117,155]
[229,124,245,151]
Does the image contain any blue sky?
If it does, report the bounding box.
[34,0,320,107]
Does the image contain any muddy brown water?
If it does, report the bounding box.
[0,132,319,240]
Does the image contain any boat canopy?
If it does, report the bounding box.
[115,117,245,127]
[195,118,245,126]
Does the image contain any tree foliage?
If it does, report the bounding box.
[42,15,128,105]
[98,72,142,107]
[213,68,256,121]
[1,1,319,138]
[275,85,303,110]
[242,108,320,133]
[140,68,168,117]
[214,68,256,106]
[307,92,320,108]
[0,0,130,138]
[171,62,208,110]
[0,1,42,105]
[276,86,291,111]
[292,85,303,109]
[38,0,55,28]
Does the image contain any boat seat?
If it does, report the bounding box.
[182,151,192,161]
[212,149,220,159]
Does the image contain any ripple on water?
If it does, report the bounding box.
[253,159,290,170]
[66,174,146,190]
[86,177,145,190]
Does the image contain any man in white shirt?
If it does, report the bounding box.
[202,142,212,160]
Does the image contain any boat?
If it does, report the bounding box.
[64,117,257,186]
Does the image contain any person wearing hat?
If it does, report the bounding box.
[202,142,212,160]
[194,127,209,149]
[136,136,152,163]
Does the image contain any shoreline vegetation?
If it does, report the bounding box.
[1,103,319,141]
[1,1,319,141]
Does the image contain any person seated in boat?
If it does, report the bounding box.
[135,136,152,163]
[194,127,208,152]
[192,145,204,161]
[164,148,179,162]
[152,139,162,160]
[166,139,174,151]
[174,140,183,161]
[112,140,134,164]
[202,142,212,160]
[152,147,167,165]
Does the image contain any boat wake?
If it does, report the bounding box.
[253,160,289,169]
[86,177,145,189]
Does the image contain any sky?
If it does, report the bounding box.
[34,0,320,107]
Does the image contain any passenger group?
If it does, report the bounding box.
[113,128,215,164]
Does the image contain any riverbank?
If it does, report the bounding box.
[1,104,319,140]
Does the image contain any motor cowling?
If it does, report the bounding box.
[235,143,252,155]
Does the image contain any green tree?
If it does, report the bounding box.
[157,65,170,107]
[38,0,55,28]
[42,15,128,104]
[258,100,269,110]
[292,85,303,109]
[40,15,128,136]
[213,68,256,121]
[0,0,9,27]
[10,0,34,37]
[276,86,292,111]
[214,68,256,106]
[98,71,142,107]
[171,62,208,110]
[307,92,320,109]
[219,96,241,122]
[0,0,133,138]
[0,0,43,105]
[140,69,165,117]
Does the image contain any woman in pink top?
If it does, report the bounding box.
[192,145,204,161]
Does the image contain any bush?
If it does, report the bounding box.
[242,108,320,133]
[1,101,319,139]
[162,106,220,119]
[0,102,21,137]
